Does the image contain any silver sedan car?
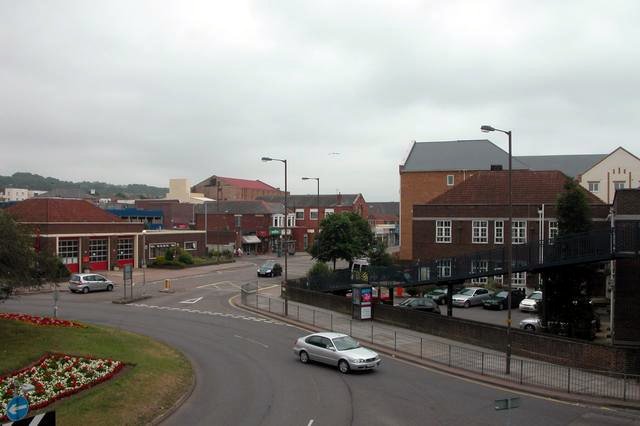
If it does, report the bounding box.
[451,287,493,308]
[293,332,381,373]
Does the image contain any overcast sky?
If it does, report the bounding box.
[1,1,639,201]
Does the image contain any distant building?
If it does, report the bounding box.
[166,178,212,204]
[367,202,399,247]
[192,175,283,201]
[1,188,47,201]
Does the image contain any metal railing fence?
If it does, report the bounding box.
[241,286,640,403]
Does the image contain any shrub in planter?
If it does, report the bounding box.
[178,252,193,264]
[153,256,166,266]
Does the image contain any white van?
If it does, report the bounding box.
[351,258,369,281]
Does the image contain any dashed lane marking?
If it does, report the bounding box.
[129,303,293,326]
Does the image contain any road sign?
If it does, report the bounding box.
[495,397,520,410]
[6,395,29,421]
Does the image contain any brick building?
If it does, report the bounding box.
[412,170,609,290]
[367,202,399,247]
[135,199,196,229]
[7,198,205,273]
[192,175,283,201]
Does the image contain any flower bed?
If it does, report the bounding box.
[0,313,83,328]
[1,353,124,420]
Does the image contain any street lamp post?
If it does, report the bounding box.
[142,229,147,295]
[262,156,288,316]
[302,177,320,245]
[481,124,513,375]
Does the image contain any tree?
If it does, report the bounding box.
[368,240,393,267]
[310,212,375,270]
[0,210,68,300]
[542,181,598,340]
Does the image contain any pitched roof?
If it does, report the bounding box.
[613,189,640,215]
[37,188,96,199]
[195,200,285,215]
[367,202,399,217]
[515,154,606,178]
[424,170,604,206]
[401,140,530,172]
[194,175,279,191]
[7,198,124,222]
[257,194,362,208]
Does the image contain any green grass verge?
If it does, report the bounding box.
[0,319,193,425]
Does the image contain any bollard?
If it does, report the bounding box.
[420,338,423,359]
[394,331,397,352]
[268,298,271,312]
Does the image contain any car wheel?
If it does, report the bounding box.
[524,324,535,331]
[299,351,309,364]
[82,287,89,294]
[338,360,350,374]
[106,284,113,291]
[464,301,470,308]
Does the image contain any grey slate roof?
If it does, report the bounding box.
[195,200,284,215]
[257,194,361,208]
[516,154,605,178]
[401,140,530,172]
[36,188,96,199]
[367,202,399,217]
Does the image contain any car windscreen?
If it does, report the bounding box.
[261,261,275,268]
[430,289,445,295]
[398,299,414,306]
[496,291,509,298]
[458,288,475,296]
[332,336,360,351]
[530,292,542,300]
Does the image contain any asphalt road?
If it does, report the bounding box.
[2,260,638,425]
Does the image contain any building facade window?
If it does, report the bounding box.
[116,238,133,260]
[548,220,559,241]
[58,239,79,265]
[471,260,488,285]
[234,215,242,228]
[512,272,527,288]
[89,239,108,262]
[287,213,295,228]
[494,220,504,244]
[272,214,284,228]
[472,220,488,244]
[588,181,599,193]
[512,221,526,244]
[303,234,308,250]
[435,220,452,243]
[614,181,625,190]
[325,208,334,216]
[184,241,197,251]
[310,209,319,220]
[437,259,452,277]
[446,175,454,186]
[295,209,305,220]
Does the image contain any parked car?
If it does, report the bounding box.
[69,273,114,294]
[293,332,381,374]
[397,297,441,314]
[519,291,543,312]
[519,317,541,331]
[451,287,493,308]
[425,286,463,305]
[482,289,526,310]
[257,260,282,277]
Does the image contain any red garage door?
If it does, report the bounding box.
[89,238,108,271]
[116,238,134,268]
[59,238,80,273]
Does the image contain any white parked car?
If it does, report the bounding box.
[519,291,543,312]
[69,273,114,294]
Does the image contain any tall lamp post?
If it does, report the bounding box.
[262,156,288,316]
[302,177,320,245]
[481,124,513,374]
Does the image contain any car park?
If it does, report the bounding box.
[397,297,441,314]
[69,273,114,294]
[451,287,493,308]
[425,286,463,305]
[519,291,543,312]
[257,260,282,277]
[482,289,526,310]
[293,332,381,374]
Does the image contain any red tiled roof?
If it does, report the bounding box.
[7,198,124,223]
[219,177,278,191]
[426,170,604,205]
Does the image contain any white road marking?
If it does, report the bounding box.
[128,303,294,327]
[179,297,203,304]
[233,334,269,349]
[196,281,233,289]
[307,420,314,426]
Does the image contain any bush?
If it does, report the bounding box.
[178,252,193,264]
[165,248,175,261]
[153,256,166,266]
[221,249,232,258]
[307,262,331,279]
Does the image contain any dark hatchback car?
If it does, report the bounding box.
[397,298,441,314]
[482,289,525,310]
[257,260,283,277]
[426,287,463,305]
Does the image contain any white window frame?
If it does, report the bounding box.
[89,239,108,262]
[295,209,305,221]
[614,181,625,190]
[494,220,504,244]
[512,220,526,244]
[324,208,334,216]
[548,220,558,242]
[446,175,454,186]
[184,241,197,251]
[588,181,599,193]
[435,220,452,243]
[287,213,295,228]
[310,208,319,220]
[472,220,488,244]
[437,259,451,277]
[234,214,242,228]
[117,238,134,260]
[512,272,526,288]
[471,260,488,285]
[272,214,284,228]
[58,239,79,265]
